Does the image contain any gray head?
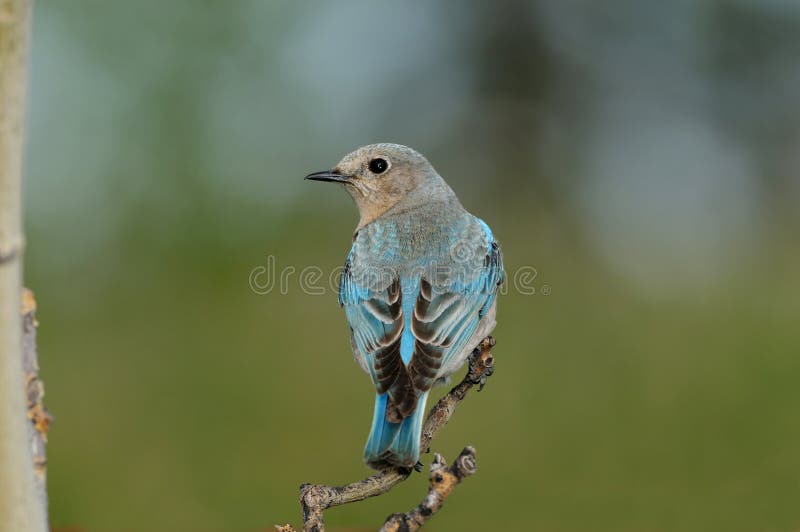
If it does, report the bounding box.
[306,143,455,229]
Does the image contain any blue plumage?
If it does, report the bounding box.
[309,143,503,469]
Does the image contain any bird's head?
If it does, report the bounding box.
[306,143,453,229]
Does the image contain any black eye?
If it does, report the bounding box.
[369,158,389,174]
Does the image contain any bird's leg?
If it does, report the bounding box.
[467,336,495,391]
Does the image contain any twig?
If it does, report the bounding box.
[278,337,496,532]
[381,446,478,532]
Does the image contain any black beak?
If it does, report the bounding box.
[304,170,351,183]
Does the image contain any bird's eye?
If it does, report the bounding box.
[368,158,389,174]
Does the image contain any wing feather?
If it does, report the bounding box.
[408,233,504,392]
[341,219,504,420]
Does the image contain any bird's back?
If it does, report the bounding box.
[348,198,487,281]
[342,198,500,382]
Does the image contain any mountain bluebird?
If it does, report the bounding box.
[306,143,504,469]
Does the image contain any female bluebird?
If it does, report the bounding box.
[306,144,503,469]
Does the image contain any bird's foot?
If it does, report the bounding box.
[467,336,495,391]
[394,462,424,475]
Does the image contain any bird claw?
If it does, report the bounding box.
[413,460,424,472]
[467,336,495,390]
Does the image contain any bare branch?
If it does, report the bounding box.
[279,337,496,532]
[381,446,478,532]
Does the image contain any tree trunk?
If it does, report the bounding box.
[0,1,47,530]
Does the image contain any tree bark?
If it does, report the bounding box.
[0,1,48,530]
[21,289,52,509]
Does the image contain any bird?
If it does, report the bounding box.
[306,143,503,470]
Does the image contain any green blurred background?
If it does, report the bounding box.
[23,1,800,530]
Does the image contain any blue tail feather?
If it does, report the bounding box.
[364,392,430,468]
[364,394,401,461]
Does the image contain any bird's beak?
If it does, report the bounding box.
[304,169,351,183]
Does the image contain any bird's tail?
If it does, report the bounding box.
[364,392,429,469]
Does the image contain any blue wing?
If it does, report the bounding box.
[340,219,504,413]
[340,254,416,417]
[408,234,503,392]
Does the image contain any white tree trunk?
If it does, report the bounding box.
[0,1,47,530]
